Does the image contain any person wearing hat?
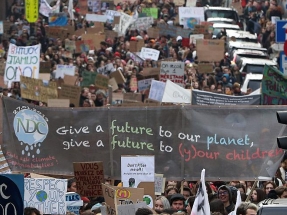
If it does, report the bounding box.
[233,82,245,96]
[169,193,186,211]
[218,185,235,214]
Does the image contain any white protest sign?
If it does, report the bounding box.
[121,155,155,188]
[148,80,165,102]
[130,17,154,31]
[24,178,67,214]
[155,174,164,195]
[66,192,83,215]
[129,52,144,65]
[138,78,154,92]
[186,0,197,6]
[55,65,76,78]
[105,10,121,22]
[0,21,3,34]
[119,12,133,36]
[160,61,185,87]
[190,34,204,44]
[40,0,60,17]
[5,44,41,82]
[179,7,204,25]
[140,48,160,61]
[86,14,108,22]
[162,80,191,104]
[97,63,116,76]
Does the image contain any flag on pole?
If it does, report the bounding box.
[68,0,74,20]
[228,190,242,215]
[191,169,211,215]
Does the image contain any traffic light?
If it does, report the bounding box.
[277,111,287,149]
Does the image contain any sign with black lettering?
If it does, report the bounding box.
[160,61,184,87]
[0,174,24,215]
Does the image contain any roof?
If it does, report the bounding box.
[229,41,262,49]
[226,30,257,39]
[213,23,240,29]
[244,73,263,80]
[207,18,234,23]
[233,49,267,56]
[240,57,277,66]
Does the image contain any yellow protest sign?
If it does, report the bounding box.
[25,0,39,23]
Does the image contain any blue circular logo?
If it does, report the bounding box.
[13,109,48,146]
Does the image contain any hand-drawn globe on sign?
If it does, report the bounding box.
[36,190,48,202]
[186,18,198,29]
[13,109,49,146]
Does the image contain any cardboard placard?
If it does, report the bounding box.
[129,40,145,52]
[142,67,160,77]
[154,174,165,195]
[109,77,118,92]
[39,73,51,81]
[147,28,159,38]
[88,22,104,33]
[0,61,6,76]
[174,0,185,6]
[105,30,118,39]
[198,63,214,74]
[74,28,86,37]
[62,50,73,59]
[48,99,70,107]
[20,76,58,103]
[75,40,92,53]
[95,74,109,89]
[123,93,142,103]
[110,70,126,84]
[74,162,104,197]
[115,187,144,207]
[130,77,138,91]
[59,84,81,107]
[82,34,106,50]
[40,61,52,73]
[3,21,11,35]
[46,26,68,40]
[64,75,77,86]
[102,184,116,210]
[65,40,76,52]
[196,39,225,62]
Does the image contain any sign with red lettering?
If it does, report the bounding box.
[73,161,104,197]
[160,61,184,87]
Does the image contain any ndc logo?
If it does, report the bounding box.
[116,189,131,198]
[13,109,48,157]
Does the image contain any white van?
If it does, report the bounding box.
[241,73,262,93]
[238,57,277,75]
[212,23,240,38]
[232,49,268,64]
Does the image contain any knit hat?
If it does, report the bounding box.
[170,194,185,205]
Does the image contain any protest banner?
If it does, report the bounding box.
[196,39,225,62]
[129,40,145,52]
[49,12,68,26]
[66,192,83,215]
[97,63,116,76]
[25,0,39,23]
[179,7,204,25]
[3,96,287,181]
[130,17,154,31]
[140,48,160,61]
[138,78,154,92]
[142,8,158,19]
[64,75,77,86]
[40,0,60,17]
[39,73,51,81]
[105,10,121,22]
[261,65,287,105]
[130,77,138,92]
[86,14,108,22]
[59,84,81,107]
[0,174,24,214]
[123,93,142,103]
[4,44,41,82]
[190,34,204,44]
[198,63,213,74]
[110,70,126,84]
[55,65,76,78]
[109,77,119,91]
[148,80,165,102]
[40,61,51,73]
[0,146,11,173]
[192,89,261,105]
[46,26,68,40]
[48,99,70,107]
[121,155,155,188]
[65,40,76,52]
[81,71,97,86]
[20,76,58,103]
[158,24,190,38]
[147,28,159,38]
[154,174,165,195]
[118,13,133,36]
[160,61,184,87]
[74,162,104,197]
[24,178,67,214]
[162,80,191,104]
[95,74,109,89]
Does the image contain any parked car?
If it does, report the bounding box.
[212,23,240,38]
[231,49,268,64]
[241,73,262,93]
[258,198,287,215]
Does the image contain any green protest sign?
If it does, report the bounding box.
[142,8,158,19]
[81,71,97,86]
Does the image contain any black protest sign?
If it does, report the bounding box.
[2,97,286,181]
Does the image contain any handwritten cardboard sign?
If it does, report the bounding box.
[154,174,165,195]
[198,63,213,74]
[147,28,159,38]
[40,61,51,73]
[73,162,104,197]
[110,70,126,84]
[109,77,118,92]
[129,40,145,52]
[130,77,138,92]
[59,84,81,107]
[20,76,58,103]
[64,75,77,86]
[24,178,67,214]
[123,93,142,103]
[65,40,76,52]
[160,61,185,87]
[196,39,225,62]
[48,99,70,107]
[95,74,109,89]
